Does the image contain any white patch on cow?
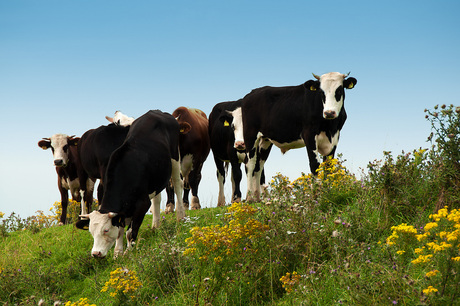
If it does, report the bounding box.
[149,192,161,229]
[108,111,135,126]
[270,138,305,154]
[171,158,185,220]
[230,107,244,148]
[217,167,226,206]
[246,133,268,202]
[50,134,70,166]
[181,154,194,178]
[87,211,119,258]
[319,72,345,119]
[314,131,340,164]
[237,151,246,163]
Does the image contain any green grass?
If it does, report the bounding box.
[1,105,459,305]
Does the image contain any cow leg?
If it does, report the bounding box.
[113,225,125,258]
[171,158,185,220]
[246,138,272,202]
[165,181,175,214]
[214,156,227,206]
[304,133,322,175]
[188,165,203,210]
[96,182,104,206]
[58,182,69,225]
[150,193,161,229]
[230,160,242,203]
[183,179,191,210]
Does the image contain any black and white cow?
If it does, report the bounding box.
[76,110,186,258]
[77,121,130,203]
[237,72,357,201]
[208,100,264,205]
[38,134,95,225]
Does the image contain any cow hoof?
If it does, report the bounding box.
[232,197,242,204]
[165,203,175,214]
[183,202,190,210]
[58,222,65,226]
[191,196,201,210]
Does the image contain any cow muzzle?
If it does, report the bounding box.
[91,251,105,258]
[234,140,246,151]
[323,110,337,119]
[54,159,66,167]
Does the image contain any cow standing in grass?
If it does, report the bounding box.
[38,134,95,224]
[235,72,357,201]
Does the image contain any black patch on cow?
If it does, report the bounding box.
[111,215,125,227]
[335,85,344,102]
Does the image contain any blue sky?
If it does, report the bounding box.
[1,1,459,218]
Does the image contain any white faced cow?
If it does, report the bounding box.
[237,72,357,202]
[105,110,135,127]
[76,110,186,258]
[38,134,95,225]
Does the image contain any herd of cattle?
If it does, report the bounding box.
[38,72,357,258]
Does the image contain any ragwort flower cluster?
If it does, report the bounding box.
[64,298,96,306]
[100,267,142,299]
[387,206,460,301]
[279,271,301,293]
[183,202,269,262]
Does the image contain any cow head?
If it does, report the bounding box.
[220,107,245,151]
[76,211,124,258]
[174,114,192,134]
[305,72,357,119]
[105,111,135,126]
[38,134,79,167]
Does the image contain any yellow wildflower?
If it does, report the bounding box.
[422,286,438,295]
[425,270,439,278]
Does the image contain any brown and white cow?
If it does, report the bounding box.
[38,134,95,224]
[165,107,210,212]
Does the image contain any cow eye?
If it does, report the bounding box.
[103,228,109,234]
[63,145,68,152]
[335,86,344,102]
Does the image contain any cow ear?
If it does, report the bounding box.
[75,218,90,230]
[179,122,192,134]
[105,116,114,123]
[304,80,319,92]
[344,77,357,89]
[68,137,80,146]
[220,112,234,127]
[38,140,51,150]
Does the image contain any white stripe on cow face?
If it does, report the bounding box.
[319,72,345,120]
[230,107,245,150]
[50,134,70,167]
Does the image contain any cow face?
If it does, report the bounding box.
[305,72,357,119]
[76,211,122,258]
[220,107,245,151]
[38,134,79,167]
[105,111,135,126]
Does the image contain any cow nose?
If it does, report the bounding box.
[324,110,337,119]
[54,159,64,166]
[234,140,245,151]
[92,251,103,258]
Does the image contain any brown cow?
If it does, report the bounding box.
[165,107,210,212]
[38,134,95,224]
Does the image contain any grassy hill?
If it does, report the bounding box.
[1,105,459,305]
